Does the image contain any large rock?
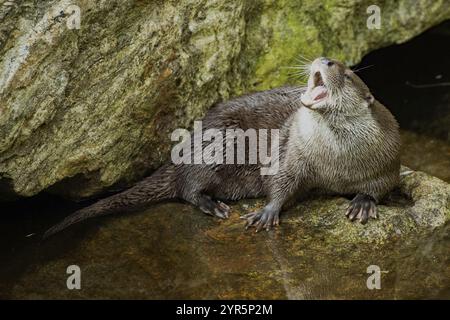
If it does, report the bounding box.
[1,0,450,200]
[2,168,449,299]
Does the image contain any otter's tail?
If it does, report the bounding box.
[43,164,177,238]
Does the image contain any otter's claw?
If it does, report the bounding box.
[215,201,231,218]
[199,196,230,219]
[241,206,279,232]
[345,194,377,224]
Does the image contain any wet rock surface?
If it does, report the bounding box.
[1,168,448,299]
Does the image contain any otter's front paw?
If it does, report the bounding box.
[345,194,377,224]
[241,206,280,232]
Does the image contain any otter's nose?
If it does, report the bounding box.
[320,57,334,67]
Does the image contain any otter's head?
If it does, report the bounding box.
[300,57,374,113]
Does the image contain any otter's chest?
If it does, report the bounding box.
[295,109,382,183]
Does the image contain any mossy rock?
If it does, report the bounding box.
[0,0,449,199]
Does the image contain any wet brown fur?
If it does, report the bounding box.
[44,58,400,237]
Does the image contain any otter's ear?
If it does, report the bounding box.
[365,93,375,106]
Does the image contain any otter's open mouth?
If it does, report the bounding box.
[301,71,328,107]
[310,71,328,102]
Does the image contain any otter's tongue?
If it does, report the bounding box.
[311,85,327,101]
[301,85,327,107]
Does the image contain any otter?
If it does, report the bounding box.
[44,57,400,237]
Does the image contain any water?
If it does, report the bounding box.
[0,195,448,299]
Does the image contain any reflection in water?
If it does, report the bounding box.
[0,194,448,299]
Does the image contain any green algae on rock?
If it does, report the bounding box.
[1,0,450,200]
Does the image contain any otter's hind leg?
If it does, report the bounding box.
[345,194,378,224]
[183,192,230,219]
[198,194,230,219]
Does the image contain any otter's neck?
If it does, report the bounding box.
[294,105,380,144]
